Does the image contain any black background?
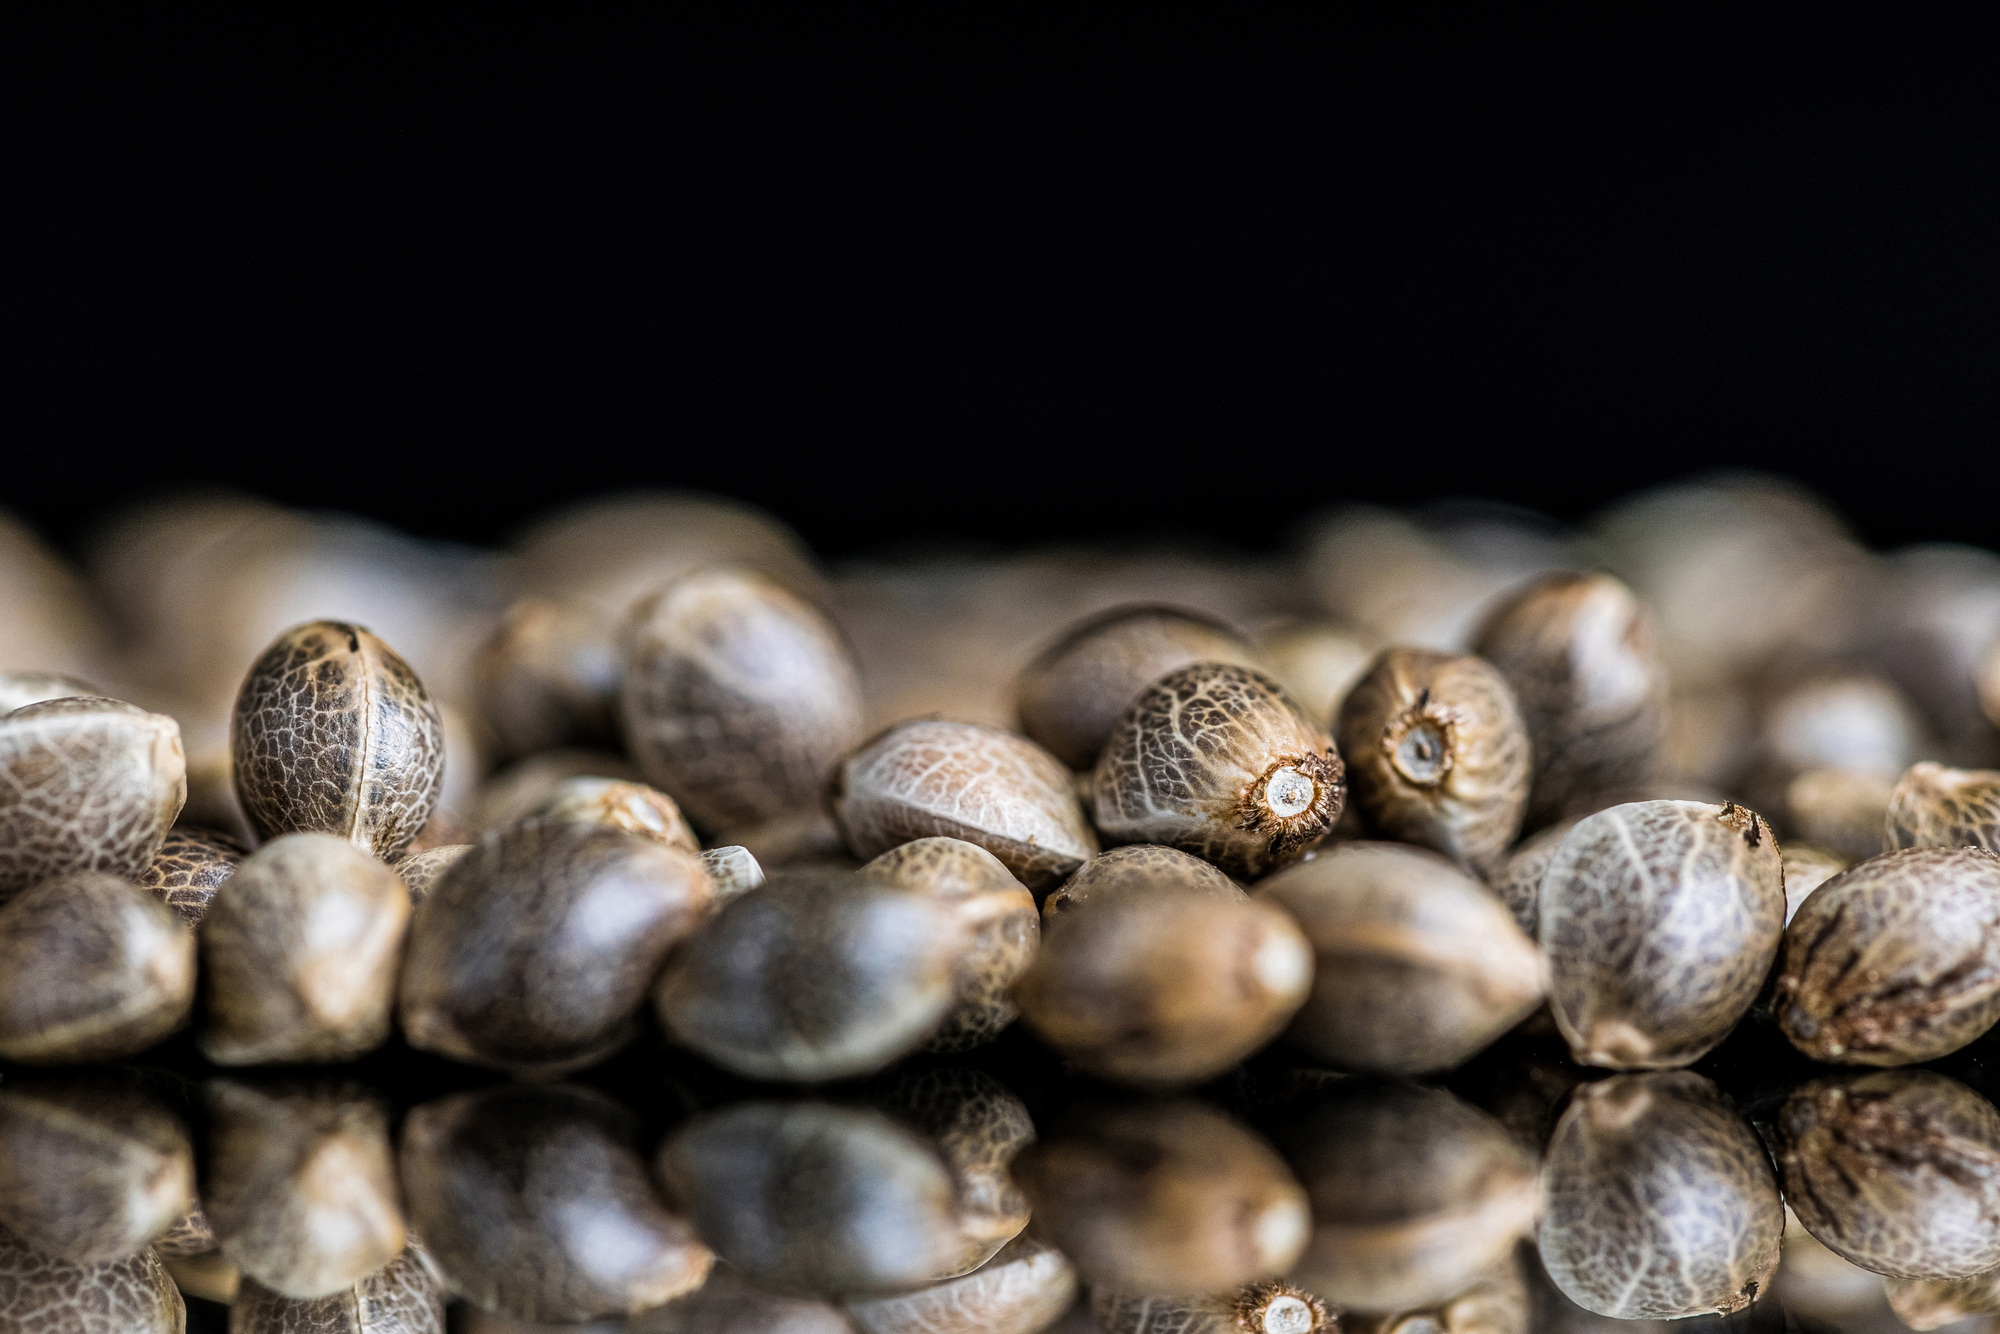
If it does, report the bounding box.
[6,17,1996,561]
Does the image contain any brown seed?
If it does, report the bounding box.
[868,1067,1036,1278]
[472,595,623,760]
[0,668,101,714]
[394,843,470,903]
[0,696,185,901]
[154,1204,215,1259]
[1041,843,1243,920]
[159,1248,239,1305]
[1275,1080,1539,1313]
[654,1101,972,1295]
[0,1074,193,1265]
[515,775,699,854]
[1886,760,2000,853]
[1012,885,1312,1087]
[470,748,644,833]
[1254,616,1377,725]
[1013,1100,1309,1297]
[1255,842,1547,1077]
[400,822,713,1079]
[1539,1071,1781,1320]
[1335,649,1529,875]
[1885,1270,2000,1331]
[404,1085,712,1323]
[833,718,1098,892]
[1485,817,1577,938]
[1093,662,1343,880]
[1541,800,1784,1069]
[0,871,195,1063]
[0,1224,184,1332]
[622,566,864,832]
[1777,847,2000,1065]
[1778,1069,2000,1280]
[1472,571,1666,828]
[1779,842,1848,925]
[563,1266,852,1334]
[1339,1256,1528,1334]
[696,845,765,899]
[136,825,243,926]
[1090,1280,1333,1334]
[231,621,446,860]
[1015,604,1267,771]
[199,833,410,1065]
[1782,766,1897,863]
[654,867,967,1081]
[205,1081,406,1300]
[231,1240,447,1334]
[846,1235,1078,1334]
[860,837,1039,1051]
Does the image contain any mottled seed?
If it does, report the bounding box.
[845,1235,1078,1334]
[1885,1270,2000,1331]
[0,1074,193,1265]
[1485,818,1577,938]
[1779,842,1848,925]
[0,1224,184,1333]
[1040,843,1242,920]
[696,844,765,899]
[394,843,469,903]
[136,825,243,926]
[231,1240,446,1334]
[514,775,699,853]
[1885,760,2000,853]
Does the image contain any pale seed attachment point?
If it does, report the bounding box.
[1235,752,1343,858]
[1382,694,1457,788]
[1233,1281,1331,1334]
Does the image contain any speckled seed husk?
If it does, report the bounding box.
[1472,571,1666,829]
[0,696,185,900]
[1090,1281,1333,1334]
[1335,649,1530,875]
[1779,1070,2000,1280]
[516,775,699,854]
[622,567,863,832]
[0,1225,184,1333]
[0,871,195,1063]
[1540,800,1784,1069]
[394,843,469,903]
[1486,818,1577,938]
[0,1076,193,1265]
[1012,886,1313,1087]
[654,868,968,1081]
[1885,761,2000,852]
[0,668,101,713]
[833,718,1099,892]
[232,1240,447,1334]
[153,1203,214,1258]
[1341,1255,1529,1334]
[1779,843,1848,925]
[869,1067,1036,1278]
[404,1085,712,1323]
[231,621,446,860]
[137,825,243,926]
[1256,842,1547,1077]
[199,833,411,1065]
[1886,1271,2000,1331]
[1040,843,1243,919]
[1015,604,1267,771]
[845,1236,1078,1334]
[1275,1081,1539,1313]
[1012,1101,1310,1297]
[399,822,713,1079]
[654,1101,970,1296]
[1776,847,2000,1065]
[473,595,623,760]
[1538,1072,1782,1321]
[860,837,1039,1051]
[1093,663,1343,880]
[697,845,765,898]
[205,1081,406,1301]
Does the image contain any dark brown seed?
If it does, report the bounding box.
[1256,842,1546,1077]
[1093,662,1343,880]
[400,822,712,1079]
[1013,1101,1309,1297]
[1015,604,1266,771]
[1885,1270,2000,1331]
[0,1224,184,1332]
[1274,1080,1539,1313]
[1012,885,1312,1087]
[1778,1069,2000,1280]
[0,696,186,901]
[846,1235,1078,1334]
[0,1074,193,1265]
[1335,649,1529,875]
[199,833,410,1065]
[136,825,243,926]
[1538,1072,1782,1320]
[1040,843,1242,920]
[0,871,195,1063]
[833,718,1098,891]
[1472,571,1666,828]
[1777,847,2000,1065]
[231,621,446,860]
[622,566,864,832]
[1091,1280,1333,1334]
[403,1085,712,1323]
[654,867,967,1081]
[472,595,622,760]
[860,837,1039,1051]
[231,1240,446,1334]
[868,1067,1036,1278]
[204,1081,405,1300]
[1886,761,2000,853]
[1541,800,1784,1069]
[394,843,469,903]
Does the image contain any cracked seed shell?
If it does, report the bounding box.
[1778,1069,2000,1280]
[1092,662,1343,880]
[1540,800,1784,1069]
[1776,846,2000,1065]
[1256,841,1547,1077]
[1335,649,1529,875]
[231,621,446,860]
[1885,761,2000,853]
[231,1240,446,1334]
[0,695,185,901]
[1538,1071,1782,1321]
